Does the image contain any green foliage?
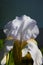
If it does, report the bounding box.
[41,48,43,55]
[6,50,14,65]
[0,39,4,50]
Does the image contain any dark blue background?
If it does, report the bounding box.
[0,0,43,28]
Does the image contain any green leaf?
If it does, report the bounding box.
[0,39,4,50]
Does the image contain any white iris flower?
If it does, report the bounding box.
[1,15,42,65]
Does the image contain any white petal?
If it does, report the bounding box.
[1,55,6,65]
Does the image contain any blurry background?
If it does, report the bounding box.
[0,0,43,28]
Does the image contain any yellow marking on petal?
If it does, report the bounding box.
[27,38,37,45]
[6,36,14,40]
